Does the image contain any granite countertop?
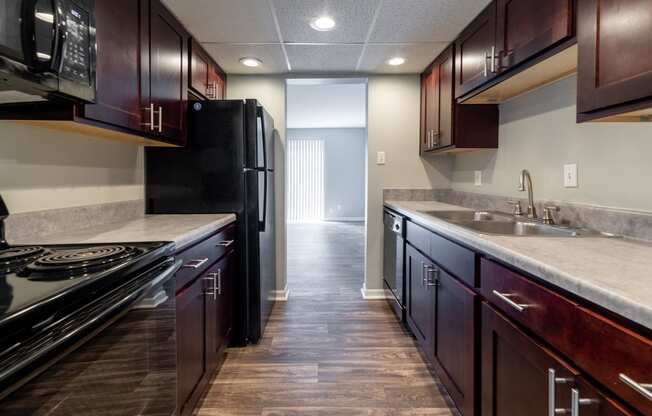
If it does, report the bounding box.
[9,214,237,252]
[385,200,652,331]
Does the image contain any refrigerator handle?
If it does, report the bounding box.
[257,107,268,232]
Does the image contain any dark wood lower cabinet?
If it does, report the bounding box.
[406,244,435,358]
[176,237,236,416]
[433,270,478,416]
[481,302,633,416]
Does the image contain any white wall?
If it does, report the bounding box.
[288,128,366,220]
[0,122,144,213]
[451,75,652,212]
[287,82,367,129]
[226,76,288,294]
[228,74,451,294]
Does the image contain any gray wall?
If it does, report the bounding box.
[451,75,652,212]
[288,128,366,220]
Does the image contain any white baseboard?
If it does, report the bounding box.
[270,285,290,301]
[324,217,365,222]
[360,283,390,300]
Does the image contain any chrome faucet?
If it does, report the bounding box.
[518,169,537,219]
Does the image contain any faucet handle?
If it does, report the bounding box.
[542,205,559,225]
[506,200,523,216]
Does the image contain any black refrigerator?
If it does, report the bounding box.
[145,99,276,345]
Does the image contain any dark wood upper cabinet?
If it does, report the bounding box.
[421,45,499,154]
[495,0,574,72]
[82,0,143,131]
[433,269,478,416]
[145,0,188,143]
[190,39,227,100]
[577,0,652,121]
[455,2,498,98]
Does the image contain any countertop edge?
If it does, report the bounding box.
[172,215,237,252]
[384,201,652,331]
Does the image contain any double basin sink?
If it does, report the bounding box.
[420,210,588,237]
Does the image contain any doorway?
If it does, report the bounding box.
[285,78,368,299]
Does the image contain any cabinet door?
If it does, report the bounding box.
[83,0,143,131]
[406,244,435,359]
[577,0,652,114]
[176,276,206,415]
[437,48,454,149]
[496,0,574,71]
[147,0,187,142]
[433,269,478,416]
[189,39,209,99]
[570,377,635,416]
[455,2,498,98]
[203,262,220,370]
[481,303,576,416]
[216,252,234,350]
[208,65,226,100]
[424,68,439,151]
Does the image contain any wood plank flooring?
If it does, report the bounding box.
[196,222,457,416]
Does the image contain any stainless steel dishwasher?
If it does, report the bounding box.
[383,209,406,322]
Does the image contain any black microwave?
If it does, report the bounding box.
[0,0,96,103]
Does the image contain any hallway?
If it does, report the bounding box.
[197,222,456,415]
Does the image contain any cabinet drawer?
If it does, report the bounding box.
[176,224,236,291]
[572,306,652,416]
[480,259,577,357]
[406,220,430,255]
[429,231,476,287]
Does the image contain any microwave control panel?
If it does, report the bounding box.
[60,5,91,85]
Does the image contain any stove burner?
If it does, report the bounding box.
[25,245,144,279]
[0,247,47,273]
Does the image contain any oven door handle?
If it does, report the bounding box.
[0,258,182,390]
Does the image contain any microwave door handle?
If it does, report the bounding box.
[22,0,61,71]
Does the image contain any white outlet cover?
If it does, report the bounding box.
[474,171,482,186]
[564,164,578,188]
[376,151,386,165]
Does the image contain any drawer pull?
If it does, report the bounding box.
[183,258,209,269]
[492,290,529,312]
[619,373,652,401]
[548,369,573,416]
[571,388,599,416]
[217,240,234,248]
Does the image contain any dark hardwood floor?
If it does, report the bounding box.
[196,222,456,416]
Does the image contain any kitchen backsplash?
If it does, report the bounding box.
[4,200,145,243]
[383,188,652,242]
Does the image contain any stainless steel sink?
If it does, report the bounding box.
[421,210,584,237]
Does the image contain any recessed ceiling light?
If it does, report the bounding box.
[310,16,336,31]
[240,57,263,68]
[387,57,406,66]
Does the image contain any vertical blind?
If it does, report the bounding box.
[287,138,325,223]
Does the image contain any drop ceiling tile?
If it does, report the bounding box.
[203,44,288,74]
[358,43,449,73]
[272,0,381,43]
[285,44,363,73]
[370,0,492,43]
[161,0,279,43]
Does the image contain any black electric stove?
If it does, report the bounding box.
[0,196,179,413]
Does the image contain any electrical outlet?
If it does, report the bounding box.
[564,164,578,188]
[376,151,386,165]
[474,171,483,186]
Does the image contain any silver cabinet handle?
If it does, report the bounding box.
[492,290,529,312]
[619,373,652,401]
[421,262,427,286]
[571,388,599,416]
[183,258,209,269]
[157,106,163,133]
[425,266,439,287]
[490,45,497,73]
[203,272,218,300]
[142,103,155,130]
[217,240,234,248]
[548,369,573,416]
[484,50,489,77]
[217,269,222,295]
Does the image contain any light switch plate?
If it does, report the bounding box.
[474,171,483,186]
[376,151,386,165]
[564,164,578,188]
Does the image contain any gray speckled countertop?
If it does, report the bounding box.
[385,200,652,331]
[9,214,237,252]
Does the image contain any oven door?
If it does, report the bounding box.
[0,259,181,416]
